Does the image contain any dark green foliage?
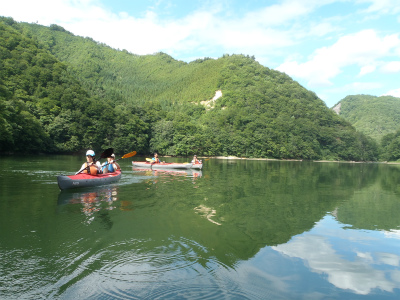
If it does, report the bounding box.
[335,94,400,142]
[0,17,379,160]
[334,94,400,161]
[381,130,400,161]
[0,18,148,154]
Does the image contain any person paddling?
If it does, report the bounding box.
[81,150,102,175]
[102,153,121,174]
[192,155,201,164]
[151,153,160,164]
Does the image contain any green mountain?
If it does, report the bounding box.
[0,17,379,161]
[332,94,400,142]
[0,19,104,153]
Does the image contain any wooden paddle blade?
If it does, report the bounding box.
[146,158,153,162]
[121,151,137,159]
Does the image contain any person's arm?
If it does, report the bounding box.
[96,161,103,172]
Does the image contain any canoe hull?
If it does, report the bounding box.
[57,170,122,190]
[132,161,203,170]
[132,167,203,177]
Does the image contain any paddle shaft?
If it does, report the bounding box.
[102,150,137,167]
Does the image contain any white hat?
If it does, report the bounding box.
[86,150,95,156]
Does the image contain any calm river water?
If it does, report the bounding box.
[1,155,400,299]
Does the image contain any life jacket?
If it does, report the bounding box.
[102,163,115,173]
[83,163,98,175]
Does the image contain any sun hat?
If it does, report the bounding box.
[86,150,95,157]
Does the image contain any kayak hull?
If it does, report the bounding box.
[132,161,203,170]
[57,170,122,190]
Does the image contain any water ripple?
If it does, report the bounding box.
[74,238,257,299]
[98,239,199,279]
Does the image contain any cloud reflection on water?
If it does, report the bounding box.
[272,215,400,295]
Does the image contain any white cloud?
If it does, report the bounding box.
[382,88,400,98]
[328,81,383,95]
[308,22,338,37]
[357,0,400,14]
[2,0,100,25]
[359,65,376,76]
[350,81,383,90]
[66,13,190,54]
[242,0,314,27]
[276,30,400,88]
[381,61,400,73]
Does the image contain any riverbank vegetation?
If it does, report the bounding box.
[0,17,386,161]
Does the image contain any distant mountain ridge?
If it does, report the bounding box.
[333,95,400,142]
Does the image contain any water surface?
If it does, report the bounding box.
[1,156,400,299]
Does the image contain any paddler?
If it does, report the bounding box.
[102,153,121,174]
[191,155,201,164]
[81,150,102,175]
[151,152,160,164]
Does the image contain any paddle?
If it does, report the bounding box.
[102,150,137,167]
[75,148,114,175]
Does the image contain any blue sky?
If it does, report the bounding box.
[3,0,400,107]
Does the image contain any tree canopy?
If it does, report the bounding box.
[333,94,400,161]
[334,94,400,142]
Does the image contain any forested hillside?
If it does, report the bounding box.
[0,17,379,161]
[0,19,119,153]
[333,95,400,142]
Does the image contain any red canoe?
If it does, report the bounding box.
[57,170,122,190]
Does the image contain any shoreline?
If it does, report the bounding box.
[195,156,400,164]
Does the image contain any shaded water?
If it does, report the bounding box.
[1,156,400,299]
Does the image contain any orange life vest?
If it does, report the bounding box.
[82,163,98,175]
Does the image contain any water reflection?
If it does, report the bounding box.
[194,205,221,225]
[273,215,400,295]
[58,186,120,226]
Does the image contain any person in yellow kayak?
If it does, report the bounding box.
[81,150,102,175]
[102,153,121,174]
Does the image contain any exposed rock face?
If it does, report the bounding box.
[332,102,341,114]
[200,90,222,109]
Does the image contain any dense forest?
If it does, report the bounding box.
[0,17,381,161]
[333,95,400,161]
[334,95,400,142]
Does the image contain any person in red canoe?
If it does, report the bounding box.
[102,153,121,174]
[81,150,102,175]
